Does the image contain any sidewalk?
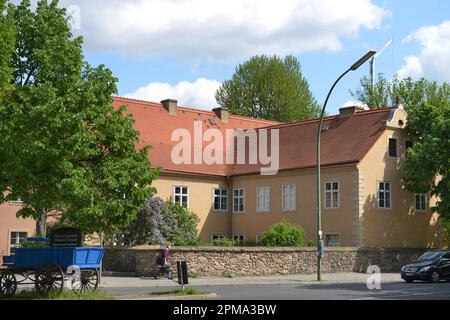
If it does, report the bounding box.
[100,272,402,288]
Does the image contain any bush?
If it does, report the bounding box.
[117,196,200,246]
[260,222,307,247]
[212,237,237,247]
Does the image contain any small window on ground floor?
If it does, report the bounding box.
[211,234,226,245]
[233,235,245,246]
[10,231,28,254]
[325,234,340,247]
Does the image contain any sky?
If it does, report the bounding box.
[54,0,450,115]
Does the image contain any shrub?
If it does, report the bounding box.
[260,222,307,247]
[212,237,237,247]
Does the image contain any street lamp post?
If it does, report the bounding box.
[316,51,376,281]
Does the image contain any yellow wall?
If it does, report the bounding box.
[358,108,440,248]
[152,173,230,241]
[230,167,357,246]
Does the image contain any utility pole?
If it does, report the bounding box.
[370,39,393,89]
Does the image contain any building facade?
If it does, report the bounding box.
[0,97,442,255]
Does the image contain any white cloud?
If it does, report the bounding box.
[397,20,450,81]
[62,0,387,60]
[125,78,222,110]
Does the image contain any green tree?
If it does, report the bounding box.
[0,0,158,236]
[216,55,320,122]
[0,0,15,103]
[260,221,307,247]
[350,74,450,110]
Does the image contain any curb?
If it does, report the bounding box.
[114,293,218,300]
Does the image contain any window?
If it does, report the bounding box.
[10,232,28,254]
[173,186,189,208]
[282,185,296,212]
[389,138,398,157]
[324,182,339,209]
[378,182,391,209]
[256,186,270,212]
[233,189,245,213]
[325,234,340,247]
[213,188,228,211]
[233,235,245,246]
[415,194,426,212]
[211,234,225,244]
[256,234,263,245]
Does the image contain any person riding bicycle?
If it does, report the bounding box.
[154,244,173,280]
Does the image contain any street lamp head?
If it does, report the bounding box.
[350,51,376,71]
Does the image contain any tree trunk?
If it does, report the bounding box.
[35,209,48,237]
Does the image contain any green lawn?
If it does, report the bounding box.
[7,289,113,300]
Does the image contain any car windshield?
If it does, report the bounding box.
[418,252,442,261]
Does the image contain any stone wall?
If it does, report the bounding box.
[103,246,426,277]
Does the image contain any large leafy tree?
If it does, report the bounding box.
[216,55,320,122]
[0,0,158,236]
[0,0,14,102]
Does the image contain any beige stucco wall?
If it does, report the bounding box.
[230,166,358,246]
[0,202,36,257]
[358,108,440,248]
[152,173,230,241]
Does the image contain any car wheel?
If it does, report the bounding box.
[404,279,413,283]
[430,271,440,283]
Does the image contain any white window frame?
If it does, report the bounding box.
[388,137,398,158]
[8,197,24,206]
[414,193,427,212]
[233,234,245,246]
[282,184,296,212]
[233,188,246,213]
[324,181,340,209]
[377,181,392,210]
[9,230,28,255]
[213,188,228,212]
[256,234,263,245]
[256,186,270,213]
[325,234,340,247]
[211,234,226,244]
[173,185,189,209]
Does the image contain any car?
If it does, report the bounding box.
[401,250,450,283]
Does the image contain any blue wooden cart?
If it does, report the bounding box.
[0,245,105,297]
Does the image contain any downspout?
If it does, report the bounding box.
[227,175,233,239]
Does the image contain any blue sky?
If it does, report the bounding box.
[62,0,450,116]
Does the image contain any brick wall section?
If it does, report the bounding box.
[103,246,426,277]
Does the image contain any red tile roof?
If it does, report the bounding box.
[113,97,280,176]
[113,97,391,176]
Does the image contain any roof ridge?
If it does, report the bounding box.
[260,107,392,130]
[113,96,280,125]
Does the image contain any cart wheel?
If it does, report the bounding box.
[0,271,18,298]
[35,264,64,296]
[72,269,99,294]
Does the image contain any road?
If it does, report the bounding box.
[105,281,450,300]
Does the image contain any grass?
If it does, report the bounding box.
[150,287,206,296]
[221,272,234,278]
[8,289,113,300]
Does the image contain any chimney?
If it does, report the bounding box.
[213,107,229,123]
[161,99,178,116]
[339,105,366,117]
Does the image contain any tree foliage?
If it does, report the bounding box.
[119,196,200,246]
[260,222,307,247]
[0,0,158,235]
[0,0,15,103]
[216,55,320,122]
